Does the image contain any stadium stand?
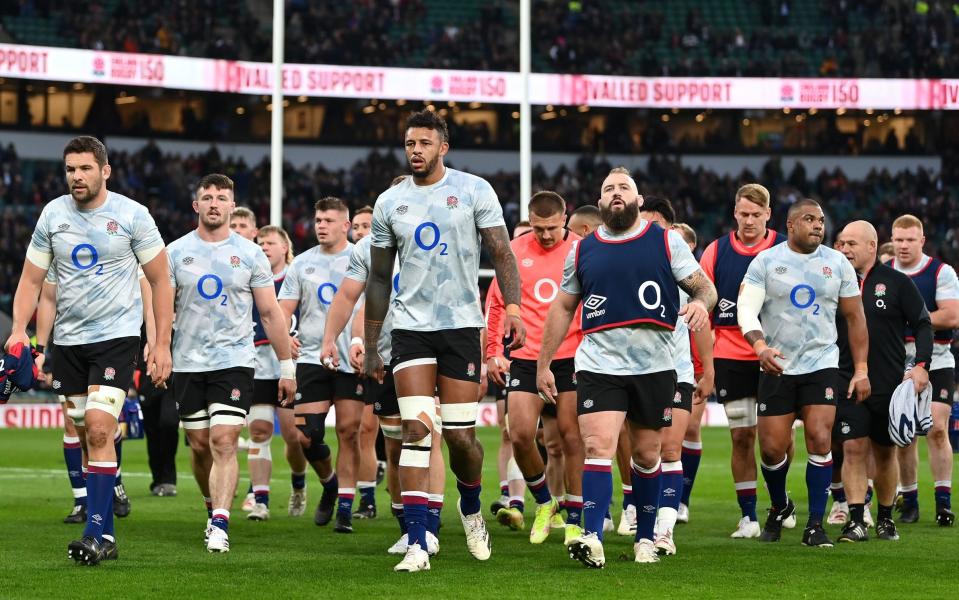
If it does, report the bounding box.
[4,1,956,76]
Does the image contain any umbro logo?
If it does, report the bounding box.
[521,258,533,268]
[583,294,607,310]
[582,399,594,409]
[58,223,70,231]
[305,267,316,275]
[642,505,656,513]
[396,205,409,215]
[182,256,194,265]
[718,298,736,312]
[511,379,519,387]
[663,488,676,496]
[775,266,787,274]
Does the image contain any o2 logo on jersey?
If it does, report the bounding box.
[71,243,104,275]
[414,222,449,256]
[197,274,227,306]
[789,284,820,315]
[637,281,668,318]
[317,283,337,305]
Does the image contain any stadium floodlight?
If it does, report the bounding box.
[270,0,284,227]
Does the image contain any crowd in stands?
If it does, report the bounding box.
[3,1,957,77]
[1,140,956,316]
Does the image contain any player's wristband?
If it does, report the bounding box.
[914,361,928,370]
[506,304,522,318]
[280,359,295,380]
[350,337,364,347]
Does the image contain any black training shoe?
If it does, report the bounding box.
[334,511,354,533]
[352,504,377,519]
[875,517,900,541]
[314,488,336,526]
[899,505,919,524]
[68,536,104,566]
[64,504,87,524]
[936,506,955,527]
[838,521,869,543]
[113,484,131,518]
[490,496,508,517]
[375,461,386,486]
[801,523,834,547]
[100,538,119,560]
[760,500,795,542]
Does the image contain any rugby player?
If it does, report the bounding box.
[699,183,788,537]
[35,264,154,523]
[349,205,382,518]
[7,135,173,565]
[834,221,932,542]
[889,215,957,526]
[167,174,295,552]
[486,191,585,545]
[363,110,526,572]
[638,199,715,556]
[737,198,869,547]
[538,167,717,567]
[278,197,364,533]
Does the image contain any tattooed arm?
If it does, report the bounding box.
[479,225,526,350]
[362,245,396,383]
[676,269,718,332]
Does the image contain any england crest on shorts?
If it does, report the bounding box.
[103,367,116,381]
[230,388,241,401]
[356,384,364,396]
[673,391,682,404]
[663,407,672,422]
[941,388,949,400]
[825,387,834,401]
[467,362,475,377]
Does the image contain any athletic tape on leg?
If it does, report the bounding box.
[724,397,758,429]
[248,404,275,424]
[439,402,478,429]
[65,395,87,426]
[210,402,247,427]
[398,396,435,468]
[86,387,126,419]
[248,438,273,462]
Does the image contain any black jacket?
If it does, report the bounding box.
[837,260,933,395]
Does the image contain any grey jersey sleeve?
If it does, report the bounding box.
[251,251,274,288]
[346,240,371,284]
[743,254,768,290]
[838,257,860,298]
[667,229,700,282]
[936,264,959,301]
[129,205,165,261]
[371,197,396,249]
[560,242,581,295]
[277,262,302,301]
[473,179,506,229]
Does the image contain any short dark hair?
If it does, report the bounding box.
[528,191,566,218]
[354,205,374,217]
[640,196,676,225]
[406,110,449,143]
[787,198,821,219]
[315,196,349,215]
[571,205,601,219]
[197,173,234,194]
[63,136,108,167]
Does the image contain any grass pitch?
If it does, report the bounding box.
[0,424,953,599]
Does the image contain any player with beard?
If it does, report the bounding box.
[737,199,870,547]
[167,174,296,552]
[7,136,173,565]
[363,110,526,572]
[538,167,717,567]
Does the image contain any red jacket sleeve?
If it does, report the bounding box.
[485,277,505,359]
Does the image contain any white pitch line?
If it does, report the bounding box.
[0,467,151,478]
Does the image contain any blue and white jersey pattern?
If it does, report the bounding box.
[29,192,163,345]
[371,168,505,331]
[278,244,357,371]
[674,288,695,385]
[346,235,399,364]
[560,221,700,376]
[743,243,859,375]
[168,231,273,373]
